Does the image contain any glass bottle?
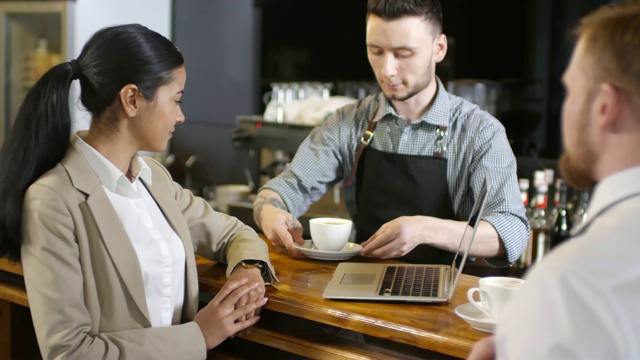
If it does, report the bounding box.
[544,168,555,187]
[547,178,563,223]
[571,190,591,231]
[528,183,550,266]
[519,178,530,208]
[528,171,546,218]
[549,180,572,249]
[515,178,530,268]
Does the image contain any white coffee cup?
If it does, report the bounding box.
[309,217,353,251]
[466,276,524,320]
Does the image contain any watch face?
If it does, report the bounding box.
[241,260,271,284]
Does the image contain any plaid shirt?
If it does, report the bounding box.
[262,78,530,265]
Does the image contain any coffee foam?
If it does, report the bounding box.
[485,278,523,289]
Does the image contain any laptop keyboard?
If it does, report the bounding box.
[379,265,441,297]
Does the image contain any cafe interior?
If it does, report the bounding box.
[0,0,617,358]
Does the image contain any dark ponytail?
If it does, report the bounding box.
[0,24,183,261]
[0,63,74,261]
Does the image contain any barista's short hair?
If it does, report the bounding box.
[367,0,443,34]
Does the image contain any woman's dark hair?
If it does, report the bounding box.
[367,0,443,34]
[0,24,184,260]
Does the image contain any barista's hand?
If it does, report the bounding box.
[360,216,501,259]
[467,336,495,360]
[360,215,463,259]
[193,277,268,349]
[260,205,304,255]
[360,216,428,259]
[253,190,304,255]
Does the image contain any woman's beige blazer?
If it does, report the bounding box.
[21,147,272,359]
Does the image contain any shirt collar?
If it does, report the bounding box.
[71,132,153,193]
[572,166,640,236]
[373,77,451,128]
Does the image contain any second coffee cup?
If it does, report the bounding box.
[309,217,353,251]
[467,276,524,320]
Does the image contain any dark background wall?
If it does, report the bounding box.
[172,0,261,187]
[171,0,615,186]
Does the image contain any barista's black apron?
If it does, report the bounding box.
[346,114,457,264]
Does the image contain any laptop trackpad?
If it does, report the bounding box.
[341,273,376,285]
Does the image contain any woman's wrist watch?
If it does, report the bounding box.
[240,260,262,269]
[239,260,271,283]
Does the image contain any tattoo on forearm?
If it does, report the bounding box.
[253,195,287,228]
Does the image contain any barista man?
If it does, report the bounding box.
[253,0,529,266]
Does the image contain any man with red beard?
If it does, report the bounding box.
[253,0,528,269]
[468,1,640,359]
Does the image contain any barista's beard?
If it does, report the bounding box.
[391,74,431,102]
[559,153,596,190]
[559,103,597,190]
[385,61,434,102]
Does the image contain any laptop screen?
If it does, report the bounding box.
[448,169,491,296]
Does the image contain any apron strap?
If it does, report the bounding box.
[345,108,378,187]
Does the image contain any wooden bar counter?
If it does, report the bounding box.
[1,237,489,359]
[0,256,38,359]
[198,237,489,360]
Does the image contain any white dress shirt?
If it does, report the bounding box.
[73,134,186,327]
[496,166,640,359]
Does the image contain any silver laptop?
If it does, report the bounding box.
[323,170,491,303]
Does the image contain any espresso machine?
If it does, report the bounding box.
[231,115,314,192]
[232,81,377,187]
[230,115,349,236]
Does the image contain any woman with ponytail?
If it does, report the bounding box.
[0,24,273,359]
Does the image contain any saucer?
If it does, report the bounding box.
[294,240,362,261]
[454,303,496,333]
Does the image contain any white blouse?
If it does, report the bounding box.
[73,134,186,327]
